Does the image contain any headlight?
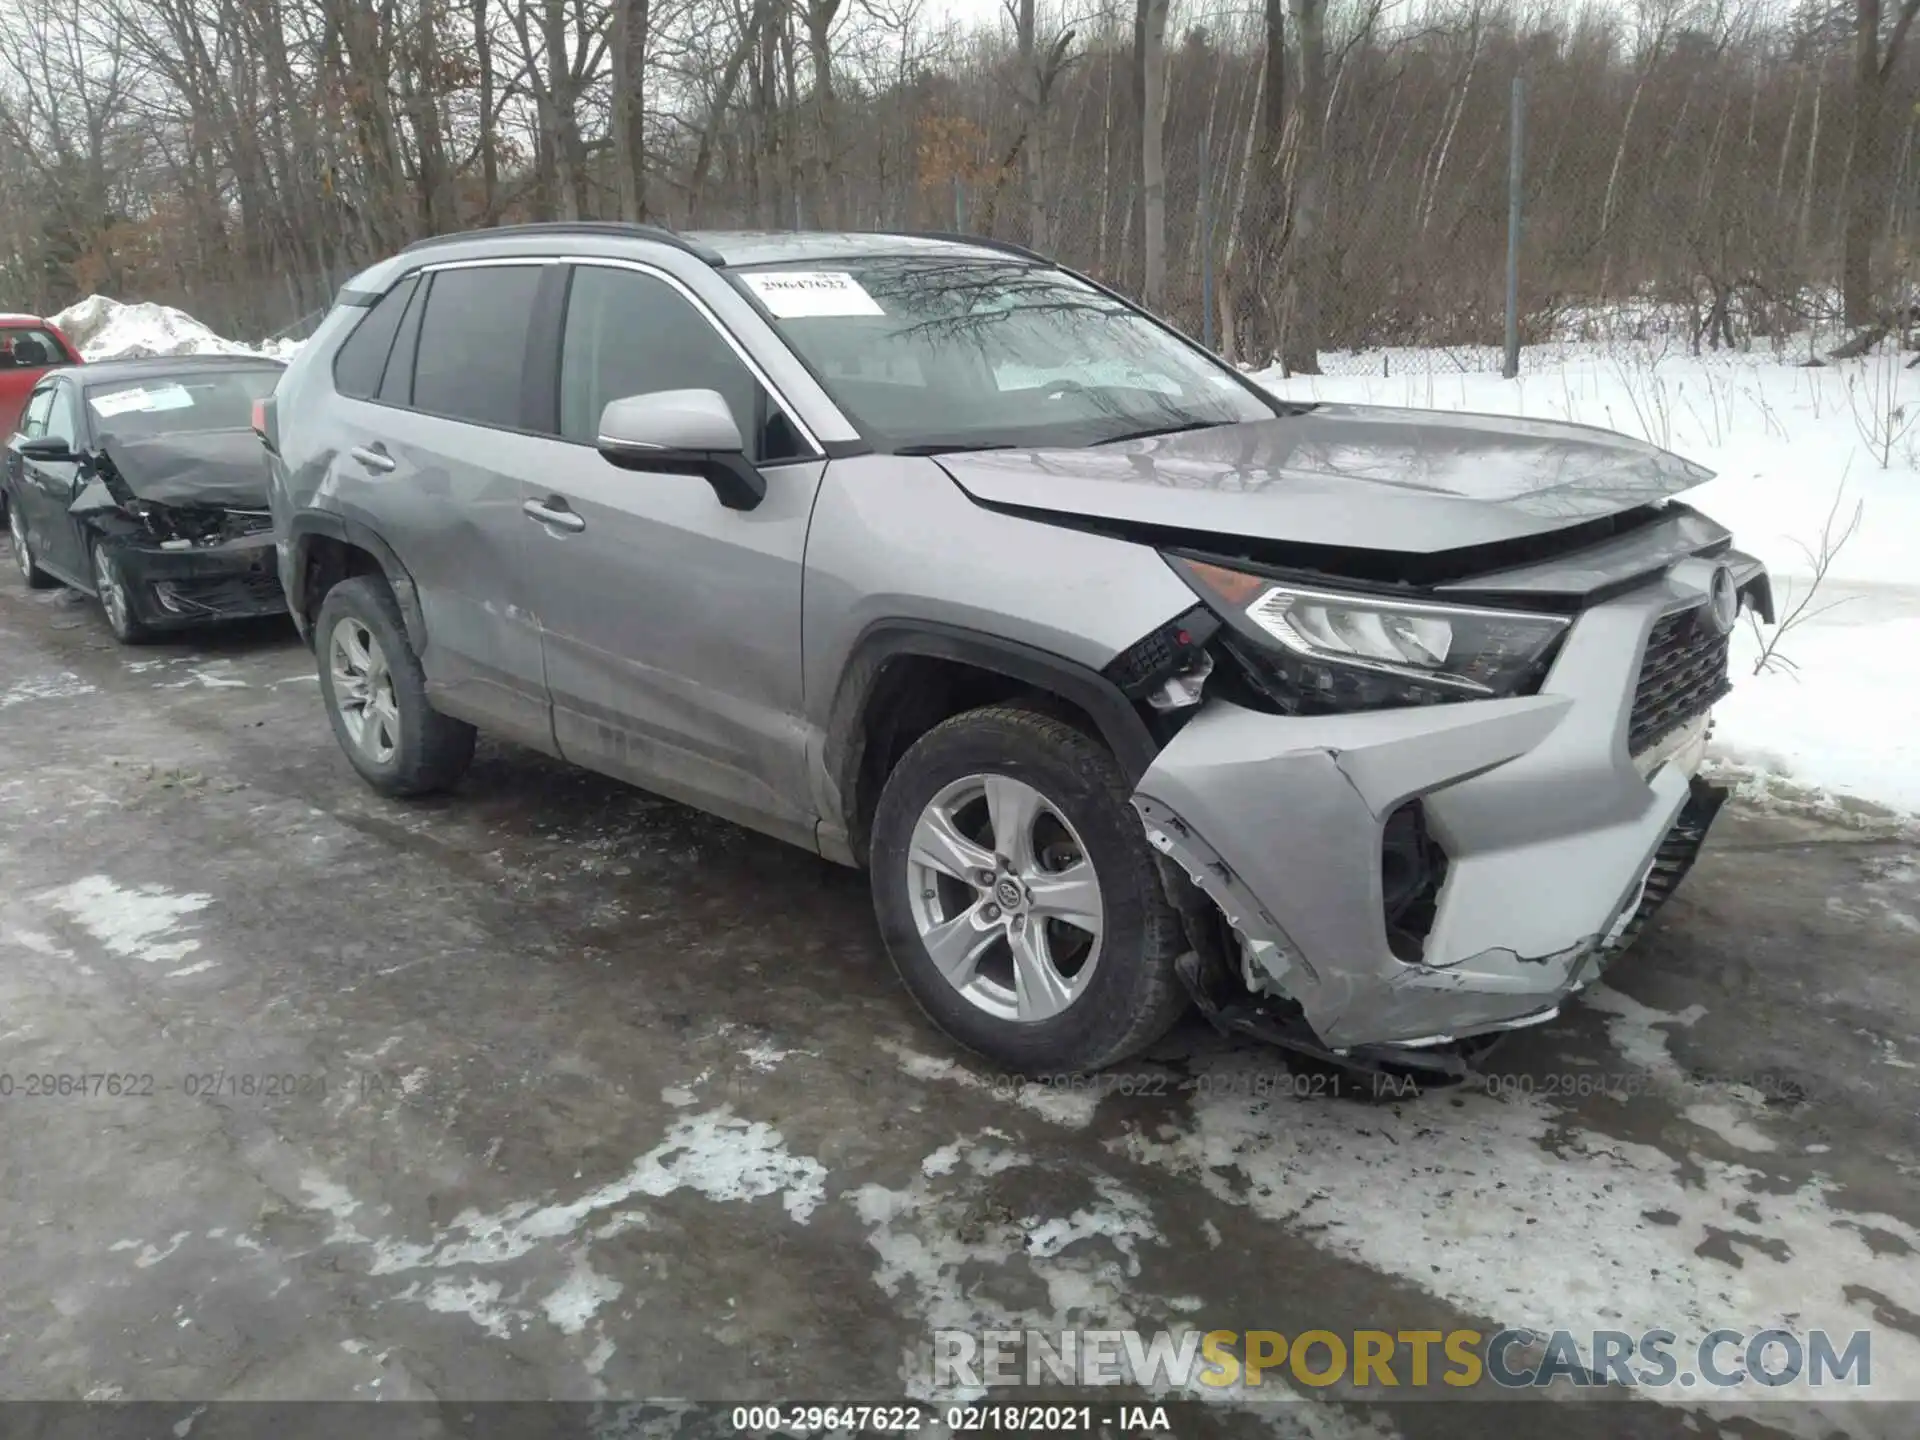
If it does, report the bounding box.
[1170,556,1569,709]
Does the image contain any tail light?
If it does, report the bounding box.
[252,397,278,453]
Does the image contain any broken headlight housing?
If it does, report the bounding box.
[1169,556,1569,711]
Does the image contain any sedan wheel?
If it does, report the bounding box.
[91,543,147,639]
[328,616,402,765]
[8,504,29,582]
[905,771,1105,1023]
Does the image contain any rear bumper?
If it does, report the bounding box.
[113,537,287,627]
[1132,565,1747,1051]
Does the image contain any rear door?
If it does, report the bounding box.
[323,262,555,752]
[512,260,827,848]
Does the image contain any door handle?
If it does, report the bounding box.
[349,444,396,473]
[522,497,586,533]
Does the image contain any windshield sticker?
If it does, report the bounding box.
[90,383,195,418]
[742,271,885,318]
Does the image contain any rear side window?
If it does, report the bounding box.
[411,266,543,429]
[332,275,418,400]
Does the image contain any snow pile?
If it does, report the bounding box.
[49,294,266,363]
[1255,346,1920,818]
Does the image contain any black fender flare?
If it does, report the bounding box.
[823,619,1159,851]
[286,510,427,651]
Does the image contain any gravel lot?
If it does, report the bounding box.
[3,548,1918,1439]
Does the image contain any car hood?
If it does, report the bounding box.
[933,404,1715,554]
[92,428,270,510]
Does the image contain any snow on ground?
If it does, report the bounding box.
[49,294,271,363]
[1255,344,1920,818]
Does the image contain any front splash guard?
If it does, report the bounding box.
[1598,774,1727,957]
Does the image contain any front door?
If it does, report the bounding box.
[15,381,86,579]
[515,261,825,849]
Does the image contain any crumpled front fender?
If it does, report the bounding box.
[1133,696,1575,1047]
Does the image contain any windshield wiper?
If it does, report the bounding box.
[892,441,1019,456]
[1096,419,1227,446]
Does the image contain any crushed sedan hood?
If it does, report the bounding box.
[93,428,271,510]
[934,404,1715,554]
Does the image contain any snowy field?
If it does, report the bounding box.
[1257,347,1920,820]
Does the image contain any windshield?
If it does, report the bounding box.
[85,369,280,441]
[730,258,1276,451]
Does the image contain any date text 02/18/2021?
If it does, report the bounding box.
[728,1405,1171,1434]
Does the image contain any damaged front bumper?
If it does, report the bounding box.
[103,532,287,628]
[1132,568,1742,1055]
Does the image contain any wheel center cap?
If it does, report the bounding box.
[994,876,1025,912]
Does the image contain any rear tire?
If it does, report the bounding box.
[8,501,57,589]
[315,575,475,796]
[870,703,1188,1075]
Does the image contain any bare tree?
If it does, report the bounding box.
[1136,0,1169,307]
[1843,0,1920,326]
[1280,0,1327,372]
[611,0,651,219]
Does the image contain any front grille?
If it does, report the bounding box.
[1627,605,1731,755]
[153,567,285,616]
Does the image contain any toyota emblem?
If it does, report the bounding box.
[1707,564,1739,635]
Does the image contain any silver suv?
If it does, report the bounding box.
[264,225,1773,1078]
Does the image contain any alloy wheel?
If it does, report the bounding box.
[904,772,1105,1023]
[8,506,28,581]
[93,547,130,633]
[328,617,400,764]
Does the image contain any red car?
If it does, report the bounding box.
[0,315,82,524]
[1,314,82,431]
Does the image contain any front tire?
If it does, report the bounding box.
[314,575,475,796]
[9,501,57,589]
[870,704,1188,1074]
[91,541,153,642]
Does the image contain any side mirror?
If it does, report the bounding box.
[18,435,72,462]
[596,389,766,511]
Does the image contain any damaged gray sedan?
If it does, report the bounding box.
[5,355,286,642]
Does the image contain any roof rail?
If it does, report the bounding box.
[401,222,726,266]
[896,232,1050,263]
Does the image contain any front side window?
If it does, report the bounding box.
[558,265,809,464]
[86,369,280,441]
[729,258,1276,452]
[410,265,543,428]
[42,384,78,445]
[19,386,55,438]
